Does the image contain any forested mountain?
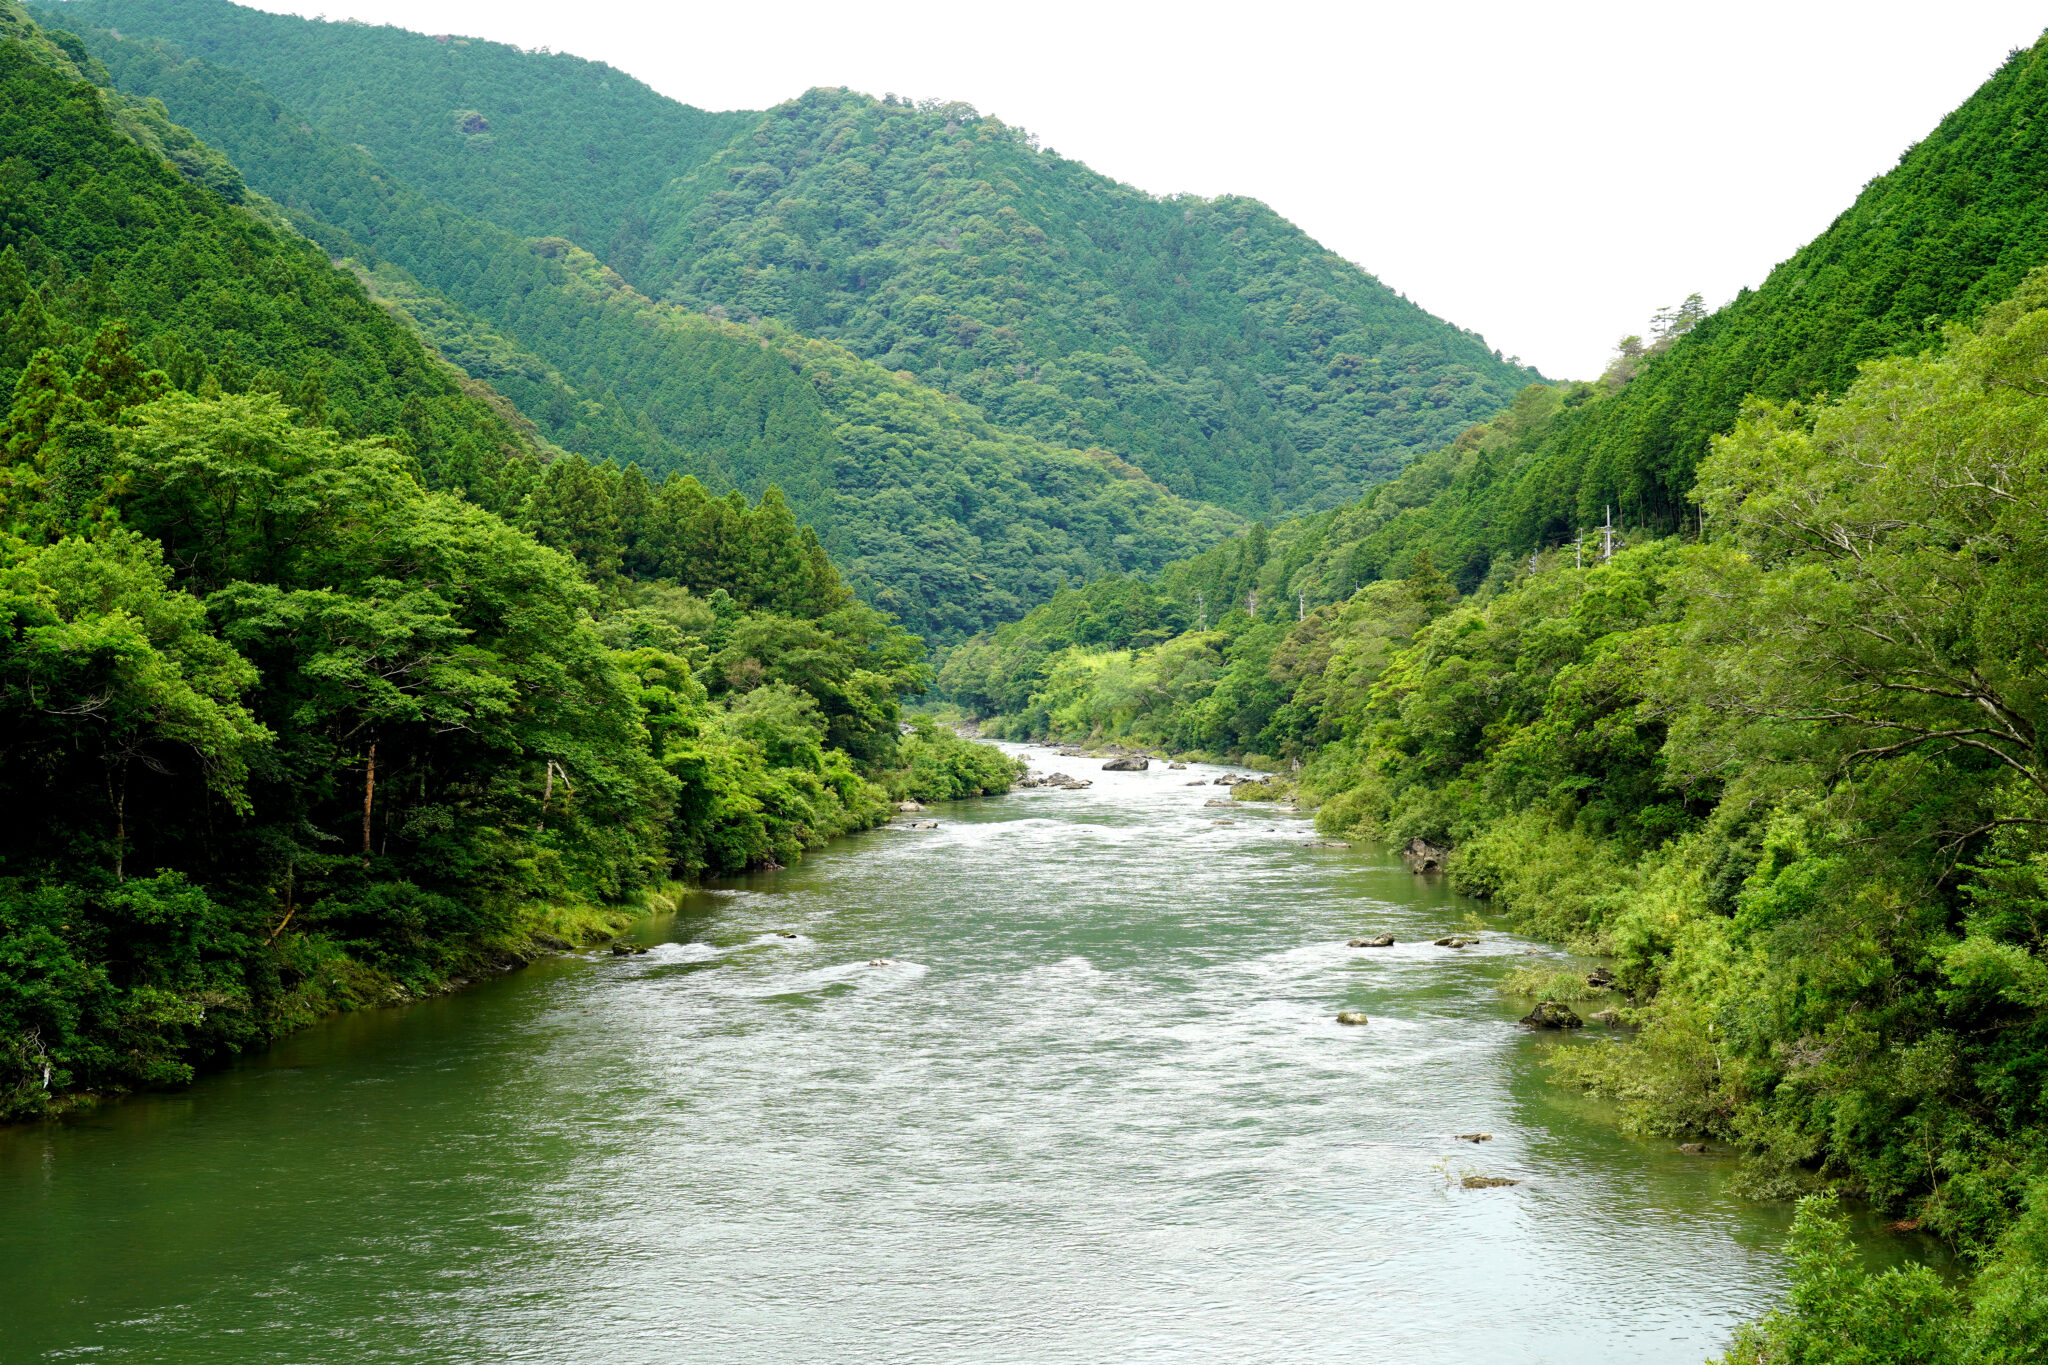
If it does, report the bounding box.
[52,0,1540,520]
[941,33,2048,1360]
[52,0,753,266]
[0,0,1020,1122]
[41,7,1238,641]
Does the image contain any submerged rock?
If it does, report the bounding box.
[1461,1175,1519,1189]
[1100,755,1149,771]
[867,958,894,967]
[1304,841,1352,850]
[775,931,799,939]
[1677,1142,1708,1155]
[1520,1000,1584,1029]
[899,819,939,830]
[1401,837,1451,872]
[1588,1009,1621,1026]
[1455,1133,1493,1143]
[1204,799,1236,808]
[1335,1011,1370,1025]
[1348,933,1396,948]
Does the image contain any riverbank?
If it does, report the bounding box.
[1,747,1823,1362]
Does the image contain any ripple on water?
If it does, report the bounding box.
[0,743,1796,1365]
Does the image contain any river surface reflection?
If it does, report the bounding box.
[4,745,1807,1362]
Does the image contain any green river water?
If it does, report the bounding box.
[1,745,1905,1362]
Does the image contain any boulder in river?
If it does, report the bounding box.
[1461,1175,1519,1189]
[1677,1142,1708,1155]
[1433,935,1479,948]
[1348,933,1396,948]
[1455,1133,1493,1143]
[1213,773,1250,786]
[1400,837,1451,872]
[1304,841,1352,850]
[1520,1000,1584,1029]
[1335,1011,1370,1025]
[1168,762,1188,770]
[1101,755,1150,771]
[1588,1009,1621,1026]
[896,800,927,813]
[1586,966,1617,989]
[609,941,649,956]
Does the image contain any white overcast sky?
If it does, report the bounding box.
[250,0,2045,379]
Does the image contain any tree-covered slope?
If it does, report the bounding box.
[39,10,1239,642]
[50,0,1540,519]
[631,86,1540,517]
[1320,30,2048,586]
[50,0,754,270]
[0,9,541,510]
[0,0,1024,1119]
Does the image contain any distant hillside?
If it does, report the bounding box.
[51,0,1541,520]
[52,0,754,268]
[46,9,1237,641]
[634,88,1540,516]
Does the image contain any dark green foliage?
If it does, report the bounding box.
[49,1,1537,522]
[50,0,754,268]
[637,88,1537,517]
[1298,34,2048,585]
[0,6,1018,1122]
[40,13,1239,640]
[0,13,537,508]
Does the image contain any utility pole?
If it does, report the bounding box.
[1575,532,1582,570]
[1298,588,1306,622]
[1195,590,1206,631]
[1247,589,1258,619]
[1602,505,1614,562]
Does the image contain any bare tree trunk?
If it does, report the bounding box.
[106,766,127,881]
[361,742,377,862]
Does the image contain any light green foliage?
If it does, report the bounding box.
[0,5,1021,1122]
[893,716,1027,801]
[949,268,2048,1349]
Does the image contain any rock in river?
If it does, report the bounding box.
[1335,1011,1370,1025]
[609,941,649,956]
[1520,1000,1584,1029]
[1348,934,1396,948]
[1586,965,1617,989]
[896,800,927,813]
[1433,935,1478,948]
[1400,837,1451,872]
[1101,755,1149,771]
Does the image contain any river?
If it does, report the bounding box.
[4,746,1814,1362]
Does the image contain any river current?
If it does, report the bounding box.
[4,746,1806,1362]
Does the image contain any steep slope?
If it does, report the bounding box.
[0,11,541,509]
[51,0,754,268]
[1323,30,2048,584]
[43,11,1238,641]
[52,0,1540,519]
[637,87,1538,515]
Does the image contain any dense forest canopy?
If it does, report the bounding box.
[51,0,1540,523]
[51,0,755,265]
[40,5,1240,642]
[0,1,1020,1124]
